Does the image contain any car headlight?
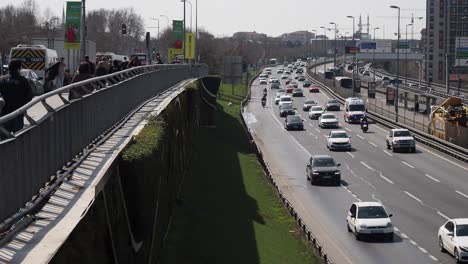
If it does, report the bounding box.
[359,224,367,229]
[312,170,319,175]
[460,246,468,253]
[334,171,341,175]
[386,222,393,228]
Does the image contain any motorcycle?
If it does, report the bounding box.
[261,98,266,108]
[263,89,267,97]
[361,123,368,133]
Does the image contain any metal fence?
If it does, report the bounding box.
[0,64,208,224]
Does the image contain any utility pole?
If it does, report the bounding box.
[391,5,401,123]
[195,0,198,63]
[373,27,380,82]
[80,0,86,60]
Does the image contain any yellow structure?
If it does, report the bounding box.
[431,97,468,147]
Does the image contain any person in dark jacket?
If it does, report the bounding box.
[84,55,96,75]
[0,59,34,133]
[94,61,108,77]
[68,62,94,100]
[109,60,121,74]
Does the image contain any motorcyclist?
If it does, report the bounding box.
[261,95,267,107]
[360,115,369,128]
[263,87,267,96]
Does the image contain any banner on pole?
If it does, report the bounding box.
[64,1,82,49]
[172,20,183,49]
[185,32,195,60]
[168,48,183,63]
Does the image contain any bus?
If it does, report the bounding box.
[269,58,277,66]
[319,70,335,80]
[335,76,353,89]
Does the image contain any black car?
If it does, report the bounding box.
[279,104,296,117]
[292,88,303,97]
[325,99,341,111]
[306,155,341,186]
[303,80,312,88]
[298,76,306,81]
[284,115,304,130]
[290,81,298,88]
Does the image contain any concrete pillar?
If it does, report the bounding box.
[404,92,408,109]
[426,96,431,114]
[414,94,419,112]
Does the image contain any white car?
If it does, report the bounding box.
[259,79,268,85]
[278,95,293,108]
[274,95,282,105]
[259,74,268,79]
[309,106,324,119]
[281,74,289,79]
[438,218,468,263]
[385,128,416,153]
[327,130,352,151]
[318,113,339,128]
[347,202,394,241]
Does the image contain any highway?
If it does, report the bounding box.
[244,65,468,263]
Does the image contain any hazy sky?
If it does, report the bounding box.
[1,0,426,39]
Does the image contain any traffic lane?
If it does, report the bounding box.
[254,77,436,264]
[248,98,432,264]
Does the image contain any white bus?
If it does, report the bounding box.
[269,58,277,66]
[335,76,353,89]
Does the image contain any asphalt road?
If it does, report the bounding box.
[244,65,468,264]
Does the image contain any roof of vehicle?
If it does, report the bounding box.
[330,130,347,134]
[312,154,334,159]
[354,201,383,207]
[345,97,365,104]
[391,128,410,132]
[280,95,292,99]
[452,218,468,225]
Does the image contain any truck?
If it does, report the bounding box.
[9,44,59,80]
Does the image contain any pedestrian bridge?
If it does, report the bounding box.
[0,64,208,259]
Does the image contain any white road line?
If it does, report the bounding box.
[456,190,468,199]
[314,128,321,133]
[356,134,365,140]
[383,150,394,156]
[346,152,355,158]
[402,161,415,169]
[418,246,428,254]
[404,191,423,203]
[344,127,351,132]
[356,198,362,202]
[418,145,468,171]
[368,141,378,147]
[424,174,440,183]
[308,123,313,127]
[437,211,450,220]
[409,239,417,246]
[380,175,394,184]
[307,131,316,137]
[429,255,439,262]
[360,161,374,170]
[394,227,400,232]
[401,233,409,239]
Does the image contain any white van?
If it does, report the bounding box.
[9,44,59,80]
[344,97,366,123]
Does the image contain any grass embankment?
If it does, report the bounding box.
[160,82,319,264]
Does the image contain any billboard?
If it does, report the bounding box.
[345,46,358,54]
[368,82,376,99]
[185,32,195,60]
[376,40,392,53]
[360,42,376,53]
[172,20,183,49]
[64,1,81,49]
[455,37,468,66]
[168,48,183,62]
[386,86,395,105]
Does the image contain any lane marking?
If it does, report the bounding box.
[368,141,378,147]
[429,255,439,262]
[409,239,417,246]
[344,127,351,132]
[401,233,409,239]
[383,150,394,156]
[394,227,400,232]
[417,145,468,171]
[402,161,415,169]
[308,123,313,127]
[380,175,394,184]
[346,152,355,158]
[314,128,321,133]
[404,191,423,203]
[360,161,374,170]
[456,190,468,199]
[418,246,428,254]
[437,211,450,220]
[424,174,440,183]
[356,134,365,140]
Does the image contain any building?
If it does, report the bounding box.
[424,0,468,85]
[232,31,267,41]
[279,31,315,45]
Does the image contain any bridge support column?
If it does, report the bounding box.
[414,94,419,112]
[425,96,431,114]
[404,92,408,109]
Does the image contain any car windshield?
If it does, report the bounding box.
[349,105,366,111]
[282,105,293,110]
[322,114,336,119]
[331,132,348,138]
[304,100,316,105]
[456,224,468,236]
[311,106,323,111]
[313,157,336,167]
[394,130,411,137]
[304,81,311,84]
[357,206,388,219]
[281,97,292,102]
[294,89,302,92]
[328,100,339,104]
[288,116,302,122]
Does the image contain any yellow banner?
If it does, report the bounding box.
[185,32,195,60]
[168,48,183,63]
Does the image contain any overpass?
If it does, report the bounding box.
[0,64,209,263]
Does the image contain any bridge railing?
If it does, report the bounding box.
[0,64,208,225]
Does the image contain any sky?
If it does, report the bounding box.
[1,0,426,39]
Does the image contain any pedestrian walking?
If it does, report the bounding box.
[109,60,121,74]
[94,61,108,77]
[120,57,129,70]
[0,59,34,133]
[55,57,66,88]
[68,62,94,100]
[84,55,96,75]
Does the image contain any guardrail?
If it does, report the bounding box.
[0,64,208,227]
[240,60,336,264]
[306,71,468,163]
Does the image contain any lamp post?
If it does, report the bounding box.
[347,15,356,96]
[405,23,413,84]
[330,22,337,69]
[185,0,193,31]
[391,5,401,123]
[160,15,170,30]
[373,27,380,81]
[80,0,87,60]
[320,26,327,73]
[195,0,198,62]
[149,18,160,40]
[180,0,186,62]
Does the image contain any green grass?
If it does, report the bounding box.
[159,82,319,264]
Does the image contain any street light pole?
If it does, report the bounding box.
[185,0,193,31]
[320,26,327,73]
[391,5,401,123]
[347,15,355,96]
[330,22,337,69]
[195,0,198,62]
[160,15,170,30]
[373,27,380,81]
[182,0,186,62]
[149,18,160,55]
[80,0,87,60]
[405,23,413,84]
